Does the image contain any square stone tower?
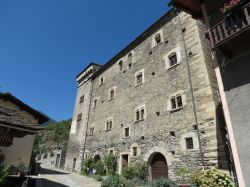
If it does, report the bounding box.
[65,10,229,179]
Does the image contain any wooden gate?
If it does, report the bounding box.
[151,153,168,180]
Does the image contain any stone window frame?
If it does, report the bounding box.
[77,113,82,122]
[105,117,113,131]
[135,104,146,122]
[130,143,141,157]
[124,127,130,138]
[163,46,181,69]
[89,125,95,136]
[99,76,105,86]
[108,87,116,101]
[118,60,123,71]
[180,132,199,151]
[152,29,164,48]
[167,90,186,112]
[135,69,145,87]
[108,148,115,155]
[79,95,84,104]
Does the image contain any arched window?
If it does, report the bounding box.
[118,60,123,71]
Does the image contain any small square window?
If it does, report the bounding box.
[89,127,94,136]
[155,33,162,45]
[132,147,137,156]
[136,73,143,85]
[135,107,145,121]
[169,53,178,67]
[93,99,97,108]
[118,60,123,71]
[170,95,183,110]
[186,137,194,149]
[79,95,84,103]
[124,127,130,137]
[109,89,115,100]
[109,150,114,155]
[100,77,104,85]
[77,113,82,122]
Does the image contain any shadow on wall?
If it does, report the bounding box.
[216,104,232,171]
[39,168,70,175]
[222,54,250,91]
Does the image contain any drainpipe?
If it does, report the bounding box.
[176,10,205,167]
[80,79,94,172]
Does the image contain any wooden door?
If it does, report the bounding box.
[151,153,168,180]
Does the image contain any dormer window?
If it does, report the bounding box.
[118,60,123,71]
[155,33,162,45]
[168,53,177,67]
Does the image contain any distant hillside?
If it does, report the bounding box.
[33,119,71,155]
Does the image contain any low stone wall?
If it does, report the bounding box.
[36,150,66,169]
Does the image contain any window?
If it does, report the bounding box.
[132,147,137,157]
[154,33,162,45]
[168,53,177,67]
[124,127,130,137]
[185,137,194,149]
[93,99,97,108]
[89,127,94,136]
[106,119,113,131]
[100,77,104,86]
[79,95,84,103]
[135,106,145,121]
[77,113,82,122]
[128,63,132,69]
[109,88,115,100]
[136,73,143,85]
[170,95,183,110]
[109,150,114,155]
[118,60,123,71]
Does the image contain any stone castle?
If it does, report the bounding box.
[65,9,229,180]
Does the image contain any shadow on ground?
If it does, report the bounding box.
[40,168,70,175]
[39,178,69,187]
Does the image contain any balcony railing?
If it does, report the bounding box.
[210,2,250,49]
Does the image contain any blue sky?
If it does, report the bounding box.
[0,0,171,121]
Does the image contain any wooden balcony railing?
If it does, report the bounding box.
[210,2,250,49]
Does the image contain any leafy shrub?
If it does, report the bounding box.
[176,167,190,184]
[81,157,94,175]
[101,175,126,187]
[104,154,117,175]
[134,163,149,181]
[94,160,105,176]
[122,166,136,180]
[0,165,9,185]
[93,174,103,182]
[192,168,234,187]
[126,177,146,187]
[150,178,177,187]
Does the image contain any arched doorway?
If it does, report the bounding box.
[149,153,168,180]
[94,155,101,163]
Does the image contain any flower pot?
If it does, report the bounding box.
[178,184,190,187]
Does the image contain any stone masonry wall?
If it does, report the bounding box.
[66,11,229,178]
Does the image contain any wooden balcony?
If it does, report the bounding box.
[210,2,250,49]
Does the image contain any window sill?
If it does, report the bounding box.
[135,83,143,88]
[123,136,130,139]
[108,98,114,101]
[153,41,163,49]
[135,119,145,123]
[169,107,183,113]
[99,83,104,87]
[167,63,180,70]
[105,129,112,132]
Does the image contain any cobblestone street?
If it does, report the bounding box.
[37,168,101,187]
